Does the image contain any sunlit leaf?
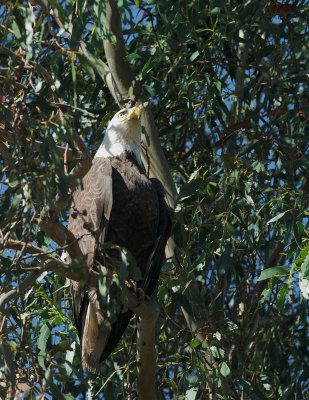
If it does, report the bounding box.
[38,322,51,368]
[220,361,231,377]
[258,266,291,281]
[267,212,287,225]
[299,275,309,299]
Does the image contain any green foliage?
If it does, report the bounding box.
[1,0,309,399]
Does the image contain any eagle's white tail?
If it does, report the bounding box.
[82,289,109,371]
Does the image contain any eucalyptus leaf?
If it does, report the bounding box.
[37,323,51,368]
[258,266,291,281]
[220,361,231,377]
[299,273,309,299]
[267,212,287,225]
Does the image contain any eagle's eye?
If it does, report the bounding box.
[118,112,125,118]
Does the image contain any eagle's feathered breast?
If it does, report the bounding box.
[107,154,159,267]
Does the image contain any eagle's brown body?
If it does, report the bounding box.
[68,151,171,367]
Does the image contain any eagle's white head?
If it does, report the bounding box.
[95,106,142,165]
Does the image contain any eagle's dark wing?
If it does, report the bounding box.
[99,179,172,363]
[142,178,172,295]
[68,158,113,369]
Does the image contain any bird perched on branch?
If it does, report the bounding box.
[68,106,171,370]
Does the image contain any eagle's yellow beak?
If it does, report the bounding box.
[128,106,141,120]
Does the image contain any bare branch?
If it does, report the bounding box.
[0,244,157,337]
[103,0,140,104]
[1,239,60,258]
[1,239,82,276]
[0,250,96,313]
[32,218,83,261]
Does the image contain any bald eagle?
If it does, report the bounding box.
[68,106,171,370]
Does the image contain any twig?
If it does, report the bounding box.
[67,128,92,185]
[64,143,69,174]
[2,239,76,261]
[0,45,62,104]
[71,130,91,159]
[0,270,44,313]
[51,102,98,118]
[231,29,248,121]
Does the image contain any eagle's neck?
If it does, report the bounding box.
[94,130,142,166]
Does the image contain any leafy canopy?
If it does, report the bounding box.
[0,0,309,399]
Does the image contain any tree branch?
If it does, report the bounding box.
[0,239,84,280]
[67,129,92,185]
[102,0,177,206]
[0,241,159,320]
[32,218,84,262]
[103,0,140,104]
[135,299,159,400]
[0,269,45,313]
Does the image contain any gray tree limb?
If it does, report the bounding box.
[136,299,160,400]
[102,0,177,207]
